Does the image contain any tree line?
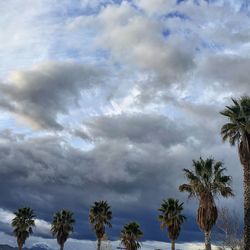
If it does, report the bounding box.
[8,97,250,250]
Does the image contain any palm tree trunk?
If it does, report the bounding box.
[17,240,22,250]
[60,243,64,250]
[243,163,250,250]
[204,231,211,250]
[97,238,101,250]
[171,240,175,250]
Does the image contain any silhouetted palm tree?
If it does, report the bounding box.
[179,157,233,250]
[51,210,75,250]
[220,96,250,249]
[89,201,112,250]
[158,198,186,250]
[120,222,143,250]
[12,207,36,250]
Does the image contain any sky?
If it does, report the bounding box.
[0,0,249,249]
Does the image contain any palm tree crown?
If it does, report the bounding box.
[120,222,143,250]
[89,200,112,250]
[51,210,75,250]
[158,198,186,243]
[179,157,233,201]
[220,96,250,164]
[12,207,36,250]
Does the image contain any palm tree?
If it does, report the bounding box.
[158,198,186,250]
[179,157,233,250]
[11,207,36,250]
[120,222,143,250]
[89,201,112,250]
[220,96,250,249]
[51,210,75,250]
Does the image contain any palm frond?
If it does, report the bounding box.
[51,209,75,246]
[89,200,112,240]
[11,207,36,247]
[158,198,186,241]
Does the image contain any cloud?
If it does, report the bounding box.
[69,1,196,89]
[67,0,250,109]
[0,125,202,241]
[0,0,59,77]
[0,104,239,241]
[0,61,107,130]
[197,53,250,93]
[77,113,187,146]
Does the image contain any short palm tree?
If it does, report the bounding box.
[89,201,112,250]
[51,210,75,250]
[158,198,186,250]
[220,96,250,249]
[120,222,143,250]
[179,157,233,250]
[11,207,36,250]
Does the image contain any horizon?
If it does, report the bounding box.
[0,232,217,250]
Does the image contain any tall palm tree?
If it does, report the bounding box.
[51,210,75,250]
[11,207,36,250]
[120,222,143,250]
[89,201,112,250]
[220,96,250,249]
[179,157,233,250]
[158,198,186,250]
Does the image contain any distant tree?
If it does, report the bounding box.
[158,198,186,250]
[51,210,75,250]
[179,157,233,250]
[120,222,143,250]
[216,207,243,250]
[220,96,250,249]
[12,207,36,250]
[89,201,112,250]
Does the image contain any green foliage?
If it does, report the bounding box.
[179,157,233,198]
[11,207,36,248]
[51,210,75,247]
[220,96,250,165]
[89,201,112,240]
[158,198,186,242]
[120,222,143,250]
[220,96,250,145]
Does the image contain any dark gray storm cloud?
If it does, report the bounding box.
[76,113,187,146]
[0,109,240,241]
[0,61,107,130]
[0,114,200,240]
[0,127,186,212]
